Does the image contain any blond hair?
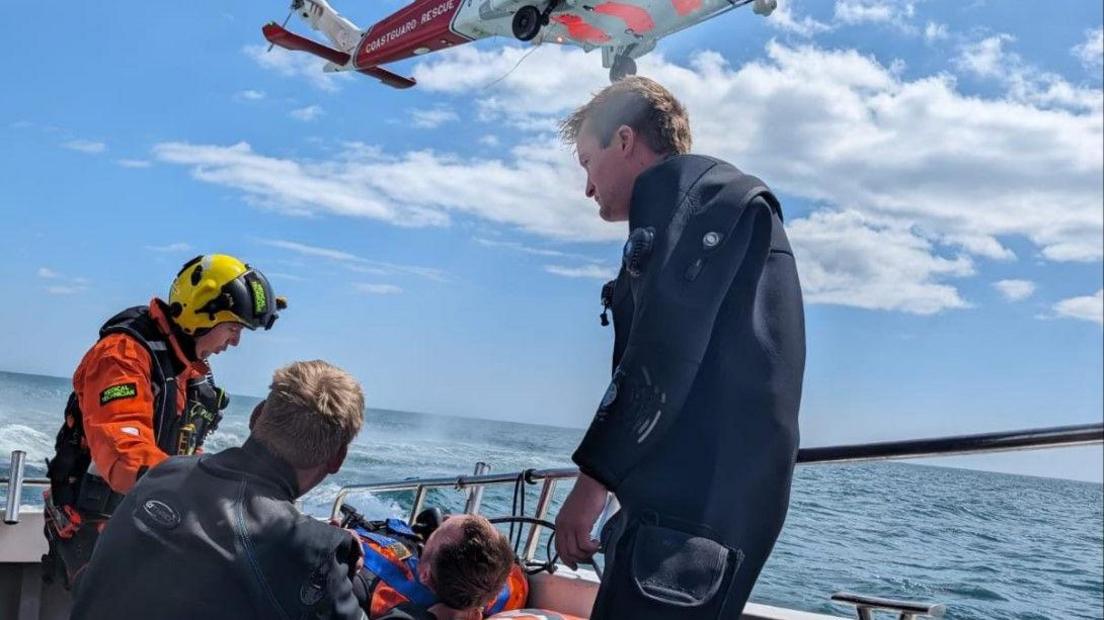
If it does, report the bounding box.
[252,360,365,469]
[560,76,691,156]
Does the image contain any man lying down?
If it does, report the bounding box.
[340,504,528,619]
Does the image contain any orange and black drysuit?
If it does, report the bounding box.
[349,519,527,619]
[43,298,227,586]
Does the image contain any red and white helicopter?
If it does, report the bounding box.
[262,0,777,88]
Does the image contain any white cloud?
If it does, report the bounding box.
[290,105,324,121]
[268,272,306,282]
[38,267,89,294]
[479,135,500,147]
[257,238,447,281]
[412,41,1104,267]
[243,44,349,92]
[62,139,106,154]
[955,34,1014,78]
[833,0,915,31]
[412,46,610,130]
[834,0,893,25]
[924,21,948,43]
[767,1,831,37]
[763,0,921,38]
[153,139,617,241]
[144,242,193,253]
[356,283,403,295]
[544,264,617,280]
[1073,27,1103,71]
[410,108,460,129]
[117,159,152,168]
[955,34,1103,113]
[1053,289,1103,326]
[474,237,603,261]
[788,210,974,314]
[157,42,1103,314]
[993,279,1036,302]
[261,239,360,262]
[235,89,266,101]
[45,285,86,295]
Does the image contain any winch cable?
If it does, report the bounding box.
[480,43,541,91]
[488,515,560,575]
[508,469,536,553]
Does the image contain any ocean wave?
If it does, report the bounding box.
[0,424,54,468]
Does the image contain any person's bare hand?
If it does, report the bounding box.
[554,473,608,570]
[347,528,364,573]
[331,519,365,573]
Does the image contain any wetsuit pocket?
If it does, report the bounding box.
[630,522,743,608]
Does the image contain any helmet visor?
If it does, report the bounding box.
[222,269,280,330]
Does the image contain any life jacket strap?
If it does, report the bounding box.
[357,529,437,608]
[485,578,512,614]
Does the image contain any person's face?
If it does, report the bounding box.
[576,119,636,223]
[195,322,244,359]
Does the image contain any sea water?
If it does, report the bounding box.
[1,370,1100,619]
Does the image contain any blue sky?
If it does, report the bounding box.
[1,1,1101,481]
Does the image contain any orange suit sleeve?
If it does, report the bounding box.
[74,333,170,494]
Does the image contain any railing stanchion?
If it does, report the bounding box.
[410,485,428,523]
[464,462,490,515]
[4,451,27,525]
[522,478,557,562]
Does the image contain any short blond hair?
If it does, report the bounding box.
[252,360,365,469]
[560,76,691,156]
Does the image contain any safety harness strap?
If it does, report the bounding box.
[357,530,437,608]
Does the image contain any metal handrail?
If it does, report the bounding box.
[831,591,946,620]
[3,422,1101,532]
[327,422,1104,559]
[796,422,1103,464]
[0,478,49,486]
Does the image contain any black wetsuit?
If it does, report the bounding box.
[574,155,806,619]
[70,439,365,620]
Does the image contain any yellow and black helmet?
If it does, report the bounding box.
[168,254,287,335]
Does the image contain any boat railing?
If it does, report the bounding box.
[326,422,1103,564]
[1,451,47,526]
[1,422,1100,619]
[2,422,1101,532]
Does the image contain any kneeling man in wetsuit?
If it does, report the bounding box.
[341,505,525,620]
[554,77,806,619]
[72,360,368,619]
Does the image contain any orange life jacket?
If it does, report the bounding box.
[355,522,528,618]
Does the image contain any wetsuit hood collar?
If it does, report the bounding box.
[238,437,301,499]
[628,154,717,234]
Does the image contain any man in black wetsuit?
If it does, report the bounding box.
[71,360,368,620]
[554,77,806,619]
